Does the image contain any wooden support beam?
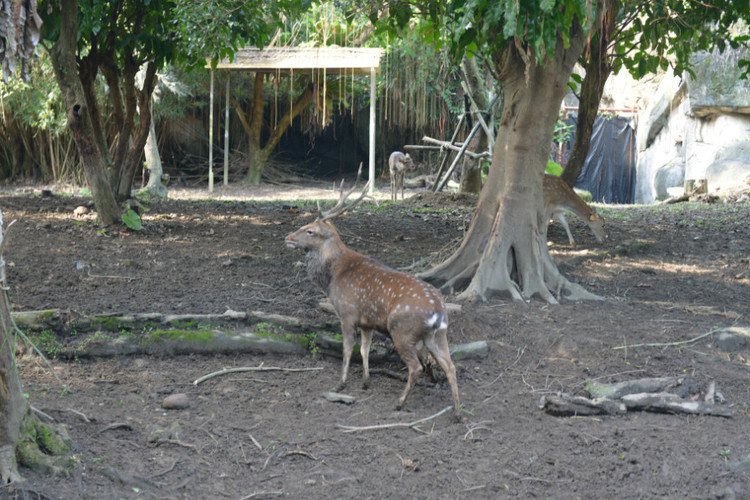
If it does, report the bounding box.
[434,120,483,192]
[421,136,489,160]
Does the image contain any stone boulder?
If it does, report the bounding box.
[653,161,686,201]
[686,45,750,117]
[706,158,750,193]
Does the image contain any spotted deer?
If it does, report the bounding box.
[543,175,606,245]
[389,151,414,201]
[285,170,461,419]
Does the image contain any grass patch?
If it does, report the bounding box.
[147,327,215,345]
[25,329,63,358]
[252,322,320,357]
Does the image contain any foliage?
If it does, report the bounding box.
[174,0,302,70]
[24,329,63,358]
[381,18,463,132]
[553,113,574,145]
[121,209,143,231]
[367,0,596,66]
[545,160,563,177]
[613,1,750,80]
[0,54,66,134]
[0,51,76,182]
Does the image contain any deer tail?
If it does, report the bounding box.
[426,311,448,332]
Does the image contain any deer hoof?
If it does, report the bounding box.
[361,380,370,390]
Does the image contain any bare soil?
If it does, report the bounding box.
[1,181,750,499]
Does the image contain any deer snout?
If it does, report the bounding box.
[285,234,298,248]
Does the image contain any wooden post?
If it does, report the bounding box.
[368,67,376,196]
[435,120,482,192]
[224,72,230,186]
[208,69,214,193]
[431,113,465,191]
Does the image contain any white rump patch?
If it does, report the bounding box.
[426,312,448,331]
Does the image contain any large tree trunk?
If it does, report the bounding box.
[0,224,27,483]
[420,21,600,303]
[47,0,121,226]
[561,0,618,188]
[0,214,73,483]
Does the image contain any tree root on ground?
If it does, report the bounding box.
[15,412,74,478]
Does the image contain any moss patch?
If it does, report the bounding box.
[17,412,75,476]
[147,328,215,345]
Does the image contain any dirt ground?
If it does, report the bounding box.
[1,180,749,499]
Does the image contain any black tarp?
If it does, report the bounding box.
[561,113,637,204]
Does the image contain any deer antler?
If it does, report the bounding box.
[318,163,372,222]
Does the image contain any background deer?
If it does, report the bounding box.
[543,175,606,245]
[285,172,461,419]
[389,151,414,201]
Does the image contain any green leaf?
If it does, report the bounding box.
[122,209,143,231]
[545,159,563,176]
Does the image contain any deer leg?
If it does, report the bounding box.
[556,212,575,245]
[390,174,396,202]
[398,173,404,201]
[393,338,423,410]
[360,328,373,389]
[335,324,356,392]
[424,329,461,420]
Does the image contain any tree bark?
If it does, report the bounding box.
[560,0,618,188]
[0,231,27,483]
[47,0,121,226]
[458,56,488,194]
[420,14,602,303]
[0,215,73,483]
[46,0,160,222]
[117,62,157,199]
[141,101,167,199]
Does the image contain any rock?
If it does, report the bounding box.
[73,206,88,217]
[713,327,750,352]
[449,341,490,361]
[322,392,355,404]
[686,46,750,117]
[148,422,182,443]
[706,158,750,193]
[162,393,190,410]
[654,161,686,201]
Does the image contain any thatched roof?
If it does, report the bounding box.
[209,47,384,75]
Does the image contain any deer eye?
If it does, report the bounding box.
[306,229,315,235]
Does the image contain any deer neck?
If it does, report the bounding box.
[547,185,593,220]
[305,237,346,293]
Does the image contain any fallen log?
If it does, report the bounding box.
[13,308,486,366]
[542,379,733,418]
[539,393,626,416]
[620,392,733,418]
[11,309,78,332]
[585,377,682,399]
